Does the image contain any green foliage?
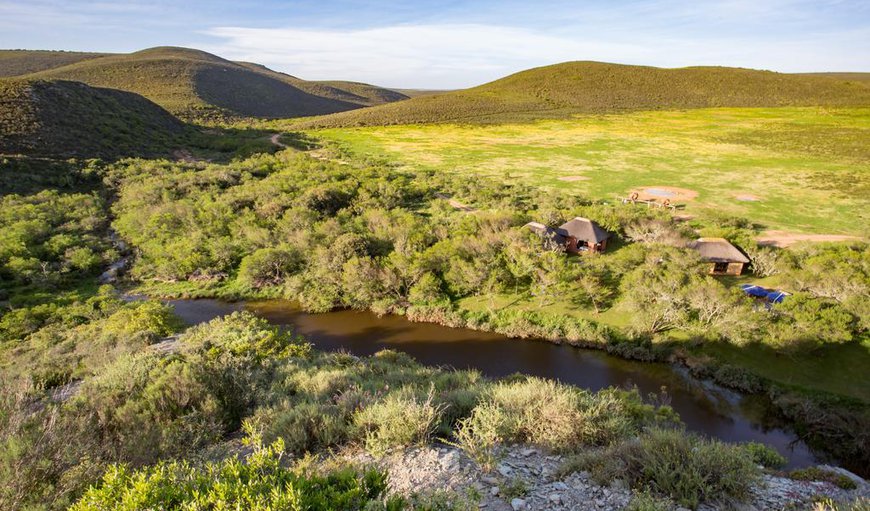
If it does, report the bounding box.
[354,387,445,455]
[0,78,185,158]
[740,442,787,469]
[449,401,504,471]
[626,489,675,511]
[565,428,761,508]
[788,467,858,490]
[70,439,400,511]
[0,190,111,291]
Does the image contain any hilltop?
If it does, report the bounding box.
[13,46,407,121]
[0,78,185,158]
[0,49,109,77]
[294,61,870,127]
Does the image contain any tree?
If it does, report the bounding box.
[573,266,613,314]
[237,248,304,288]
[768,293,855,350]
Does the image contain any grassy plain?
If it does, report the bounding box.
[313,107,870,236]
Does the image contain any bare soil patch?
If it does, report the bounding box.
[758,230,862,248]
[270,133,288,148]
[736,194,761,201]
[630,185,699,202]
[557,175,590,182]
[172,149,199,163]
[435,193,476,212]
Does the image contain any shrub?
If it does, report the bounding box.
[255,402,350,454]
[741,442,787,469]
[484,378,642,451]
[788,467,858,490]
[237,247,304,288]
[627,489,675,511]
[811,497,870,511]
[354,387,445,455]
[564,428,761,508]
[69,439,401,511]
[450,401,505,471]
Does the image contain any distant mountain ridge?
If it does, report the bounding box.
[294,61,870,127]
[2,47,408,121]
[0,78,185,158]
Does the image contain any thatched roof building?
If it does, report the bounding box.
[556,217,611,245]
[688,237,750,275]
[526,217,611,254]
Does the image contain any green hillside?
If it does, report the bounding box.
[0,49,109,77]
[0,78,185,158]
[23,47,407,121]
[797,72,870,83]
[294,61,870,127]
[234,62,408,106]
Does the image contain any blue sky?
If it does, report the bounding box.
[1,0,868,88]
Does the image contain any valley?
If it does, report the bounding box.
[0,44,868,511]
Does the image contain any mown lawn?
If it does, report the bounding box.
[313,107,870,236]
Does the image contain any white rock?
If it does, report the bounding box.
[552,482,569,491]
[490,486,500,496]
[548,493,562,504]
[510,498,526,511]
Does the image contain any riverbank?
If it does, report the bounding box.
[125,281,870,477]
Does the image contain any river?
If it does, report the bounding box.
[167,298,822,469]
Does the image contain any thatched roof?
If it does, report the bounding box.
[556,217,611,243]
[525,222,567,244]
[688,237,750,263]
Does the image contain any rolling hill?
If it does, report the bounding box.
[0,78,185,158]
[0,50,110,77]
[15,47,407,121]
[294,61,870,128]
[797,72,870,83]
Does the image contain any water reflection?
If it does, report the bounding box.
[165,298,821,469]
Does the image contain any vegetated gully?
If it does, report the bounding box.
[167,298,819,469]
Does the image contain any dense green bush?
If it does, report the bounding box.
[70,439,402,511]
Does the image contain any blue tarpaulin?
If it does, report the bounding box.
[740,284,769,298]
[766,291,789,303]
[740,284,789,303]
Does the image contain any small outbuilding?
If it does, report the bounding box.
[688,237,750,276]
[526,217,612,254]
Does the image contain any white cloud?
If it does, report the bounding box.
[200,24,655,88]
[200,22,870,88]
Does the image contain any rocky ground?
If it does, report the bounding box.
[341,444,869,511]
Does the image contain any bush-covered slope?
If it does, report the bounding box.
[234,61,408,107]
[25,47,407,121]
[295,61,870,127]
[0,50,109,77]
[0,78,184,158]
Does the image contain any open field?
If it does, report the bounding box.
[312,107,870,236]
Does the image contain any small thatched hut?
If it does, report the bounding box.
[688,237,750,276]
[526,217,611,254]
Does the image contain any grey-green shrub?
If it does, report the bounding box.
[564,428,761,508]
[354,387,445,455]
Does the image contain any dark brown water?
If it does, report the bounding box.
[168,298,823,469]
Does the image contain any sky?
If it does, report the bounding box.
[1,0,869,88]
